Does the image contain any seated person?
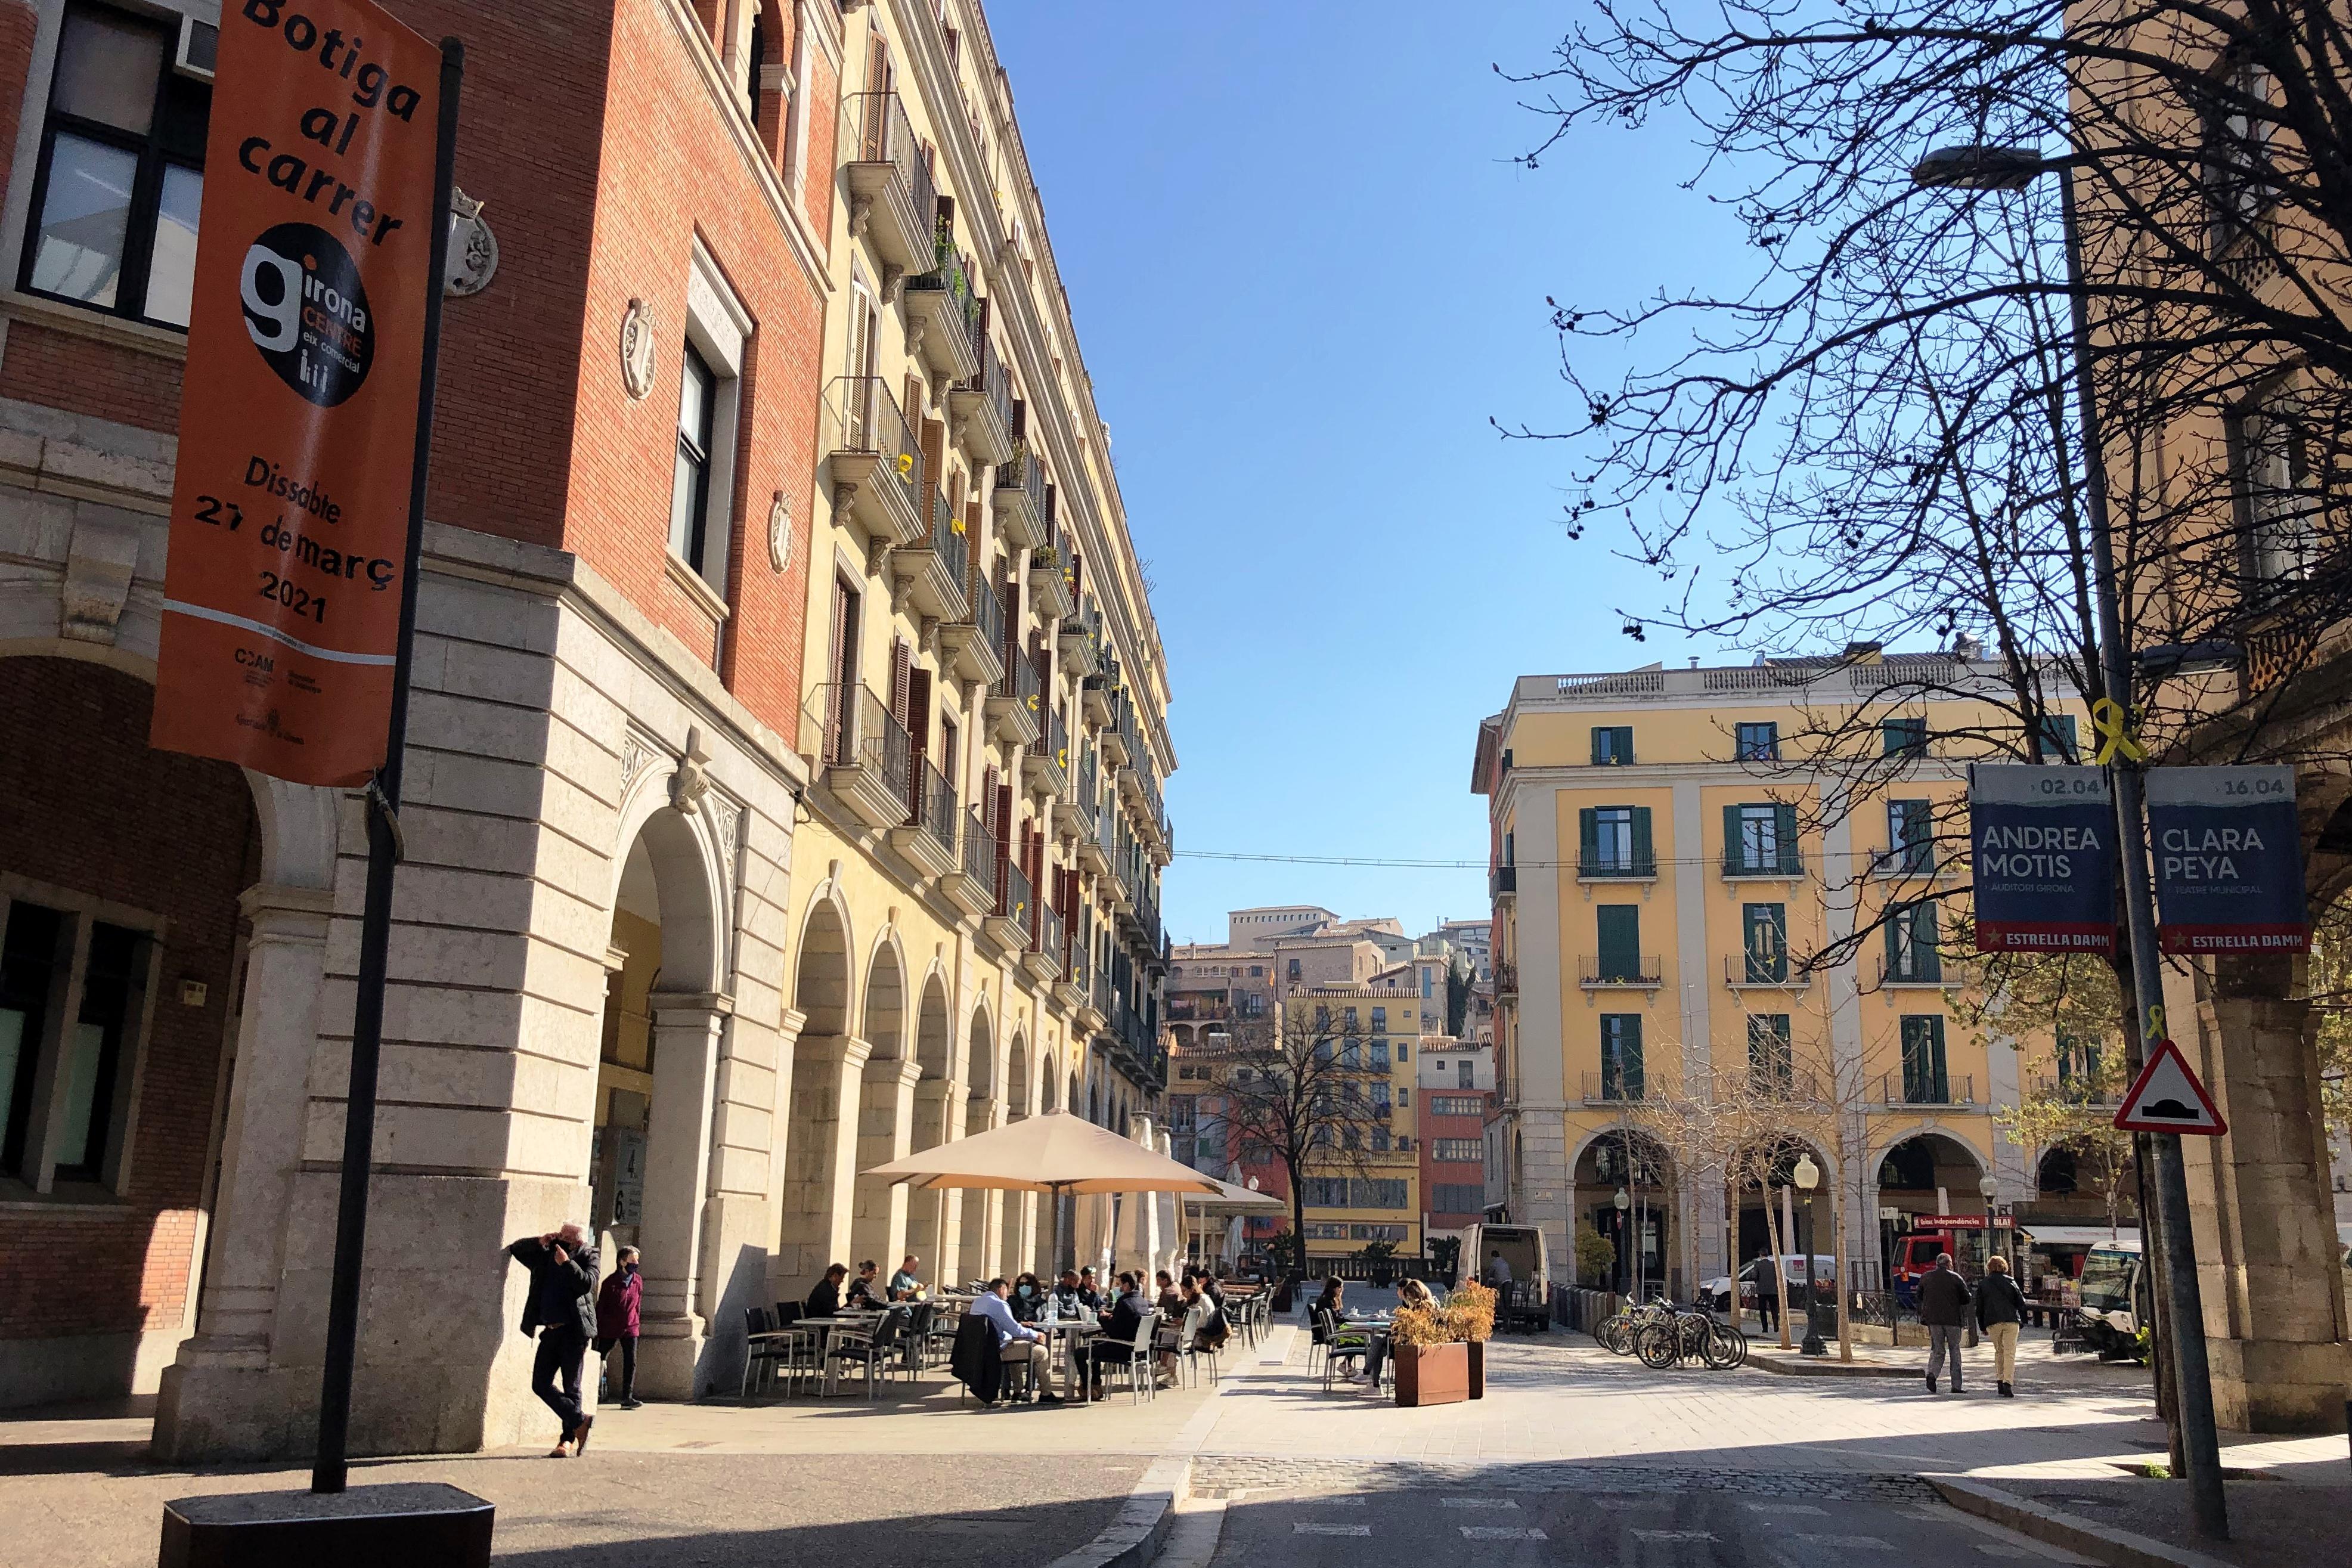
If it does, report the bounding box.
[969,1276,1059,1404]
[1010,1271,1048,1324]
[1086,1272,1152,1398]
[1158,1278,1231,1383]
[846,1259,886,1307]
[804,1262,848,1319]
[1153,1269,1183,1320]
[1051,1270,1086,1315]
[889,1255,924,1301]
[1311,1276,1347,1338]
[1076,1266,1105,1311]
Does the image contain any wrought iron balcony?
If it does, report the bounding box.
[1878,952,1947,987]
[843,92,937,281]
[1027,897,1065,984]
[992,435,1047,548]
[810,683,913,832]
[888,753,958,879]
[1058,602,1101,678]
[1028,548,1074,622]
[953,338,1015,466]
[1875,1072,1975,1109]
[1578,848,1657,879]
[940,570,1005,687]
[986,855,1033,955]
[1721,845,1805,879]
[1581,1070,1644,1105]
[902,223,981,383]
[943,802,999,921]
[2028,1074,2120,1107]
[986,646,1042,746]
[1026,704,1070,802]
[1490,864,1517,900]
[825,376,926,552]
[891,488,970,622]
[1725,953,1807,988]
[1578,953,1663,988]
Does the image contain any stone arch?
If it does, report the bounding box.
[862,932,908,1061]
[779,887,859,1285]
[849,934,918,1269]
[1068,1068,1084,1124]
[1037,1045,1056,1111]
[1572,1126,1677,1295]
[1000,1012,1025,1118]
[958,1003,996,1283]
[904,974,956,1274]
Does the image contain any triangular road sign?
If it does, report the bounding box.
[2114,1039,2227,1136]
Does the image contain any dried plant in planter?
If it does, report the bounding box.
[1386,1304,1448,1349]
[1444,1281,1496,1343]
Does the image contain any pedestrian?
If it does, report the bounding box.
[594,1245,642,1409]
[1485,1248,1513,1291]
[1753,1253,1780,1335]
[505,1222,599,1457]
[1975,1254,2026,1399]
[1918,1250,1972,1394]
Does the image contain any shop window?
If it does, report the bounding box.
[1,897,154,1192]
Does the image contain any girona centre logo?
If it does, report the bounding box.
[239,221,374,407]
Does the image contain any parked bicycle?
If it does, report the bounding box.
[1632,1300,1748,1370]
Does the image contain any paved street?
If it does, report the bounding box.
[5,1317,2342,1564]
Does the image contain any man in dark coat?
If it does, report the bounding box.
[1753,1254,1780,1334]
[1917,1251,1972,1393]
[506,1222,599,1455]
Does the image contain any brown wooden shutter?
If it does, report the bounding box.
[921,417,947,516]
[983,764,999,831]
[907,667,932,762]
[890,637,910,721]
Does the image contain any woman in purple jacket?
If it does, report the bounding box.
[596,1246,643,1409]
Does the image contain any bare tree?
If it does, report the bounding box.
[1997,1052,2142,1235]
[1203,1002,1401,1293]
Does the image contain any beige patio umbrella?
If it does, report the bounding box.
[1175,1173,1285,1272]
[862,1111,1221,1277]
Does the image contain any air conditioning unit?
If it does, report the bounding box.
[176,17,218,81]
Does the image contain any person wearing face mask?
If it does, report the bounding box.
[594,1245,643,1409]
[1010,1271,1046,1324]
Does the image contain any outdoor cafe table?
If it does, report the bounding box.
[746,1310,891,1397]
[1033,1318,1101,1399]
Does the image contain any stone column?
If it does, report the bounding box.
[2176,954,2351,1432]
[850,1056,924,1267]
[152,884,333,1461]
[634,993,730,1400]
[904,1077,958,1271]
[777,1033,870,1282]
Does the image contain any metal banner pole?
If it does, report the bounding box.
[312,38,464,1495]
[2061,166,2227,1539]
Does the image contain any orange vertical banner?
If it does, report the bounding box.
[150,0,444,786]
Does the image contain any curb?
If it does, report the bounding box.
[1929,1476,2233,1568]
[1043,1454,1189,1568]
[1746,1352,1917,1379]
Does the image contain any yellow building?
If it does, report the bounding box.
[1471,653,2081,1297]
[1285,983,1426,1260]
[758,0,1175,1297]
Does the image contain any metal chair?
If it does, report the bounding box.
[740,1306,786,1402]
[828,1310,909,1399]
[1316,1310,1370,1390]
[1096,1315,1157,1403]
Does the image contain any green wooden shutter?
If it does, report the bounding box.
[1622,1014,1644,1098]
[1722,803,1742,872]
[1579,808,1598,874]
[1885,912,1903,977]
[1631,806,1653,873]
[1774,802,1799,872]
[1591,727,1607,766]
[1597,906,1639,978]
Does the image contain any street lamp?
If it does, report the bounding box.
[1911,142,2227,1540]
[1613,1186,1631,1297]
[1793,1154,1826,1356]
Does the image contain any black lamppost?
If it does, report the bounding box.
[1795,1154,1827,1356]
[1613,1186,1631,1296]
[1911,141,2226,1540]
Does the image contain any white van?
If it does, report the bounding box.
[1460,1222,1547,1304]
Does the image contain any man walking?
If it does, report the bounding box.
[1753,1253,1780,1335]
[1918,1251,1971,1394]
[506,1222,600,1455]
[1975,1254,2026,1398]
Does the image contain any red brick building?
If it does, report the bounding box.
[1418,1039,1493,1257]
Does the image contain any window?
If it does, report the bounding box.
[1579,805,1653,876]
[1886,901,1942,983]
[1371,1005,1387,1033]
[1369,1040,1389,1071]
[1370,1126,1390,1152]
[1735,721,1779,761]
[1301,1177,1349,1207]
[1430,1095,1483,1117]
[1,898,153,1190]
[1457,1059,1474,1089]
[2056,1031,2103,1092]
[671,243,751,590]
[2204,61,2275,255]
[1433,1183,1485,1214]
[1591,726,1634,766]
[1433,1138,1483,1163]
[1287,959,1301,981]
[1882,718,1928,758]
[1741,903,1787,983]
[1595,905,1641,981]
[1397,1043,1408,1062]
[1901,1015,1950,1104]
[20,4,210,326]
[2037,715,2080,764]
[2238,393,2320,582]
[1747,1014,1793,1093]
[1352,1179,1408,1210]
[1600,1014,1643,1100]
[1725,802,1799,875]
[1886,800,1934,872]
[1371,1082,1391,1114]
[669,345,718,571]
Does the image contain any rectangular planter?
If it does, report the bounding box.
[1393,1341,1470,1408]
[1467,1339,1486,1399]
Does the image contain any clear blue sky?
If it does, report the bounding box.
[990,4,1740,947]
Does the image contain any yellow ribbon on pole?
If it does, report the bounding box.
[2090,698,2148,764]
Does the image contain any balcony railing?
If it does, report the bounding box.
[904,224,982,366]
[1746,1068,1823,1104]
[1878,1071,1975,1108]
[969,567,1005,648]
[963,802,997,891]
[1167,996,1232,1022]
[1581,1070,1645,1104]
[1047,705,1070,776]
[955,339,1015,467]
[1490,864,1517,898]
[2029,1074,2121,1106]
[1493,962,1519,996]
[1871,844,1940,877]
[1726,953,1803,987]
[1579,953,1663,987]
[1007,644,1042,716]
[916,755,957,859]
[928,488,969,587]
[843,92,937,273]
[1722,846,1805,877]
[1578,848,1657,878]
[1001,855,1033,925]
[817,682,910,783]
[825,375,924,534]
[1879,953,1945,987]
[1039,897,1065,965]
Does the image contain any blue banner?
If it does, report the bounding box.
[2146,766,2307,954]
[1969,766,2115,953]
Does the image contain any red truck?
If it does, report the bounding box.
[1888,1216,2018,1304]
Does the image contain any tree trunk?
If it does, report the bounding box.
[1763,1184,1792,1349]
[1833,1157,1852,1363]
